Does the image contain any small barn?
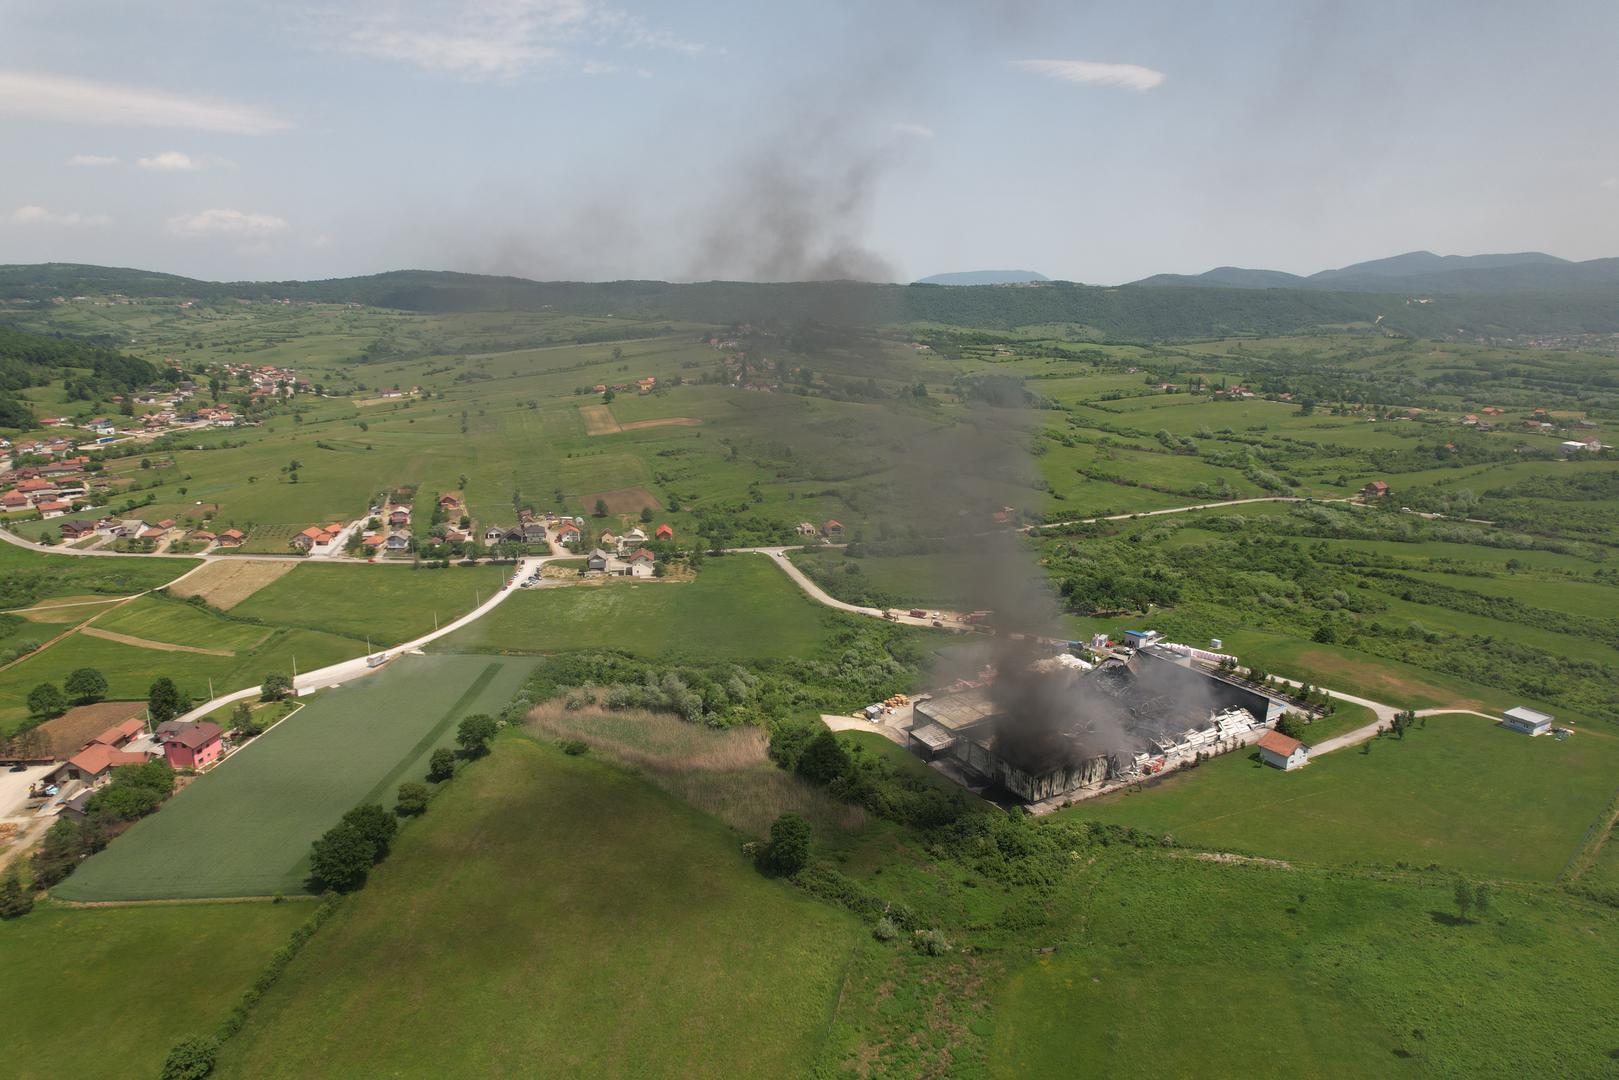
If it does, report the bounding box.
[1256,730,1309,771]
[1502,706,1554,736]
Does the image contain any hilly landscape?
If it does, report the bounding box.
[1133,249,1619,295]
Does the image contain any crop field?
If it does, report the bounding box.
[1067,716,1619,880]
[0,901,313,1080]
[578,402,621,434]
[434,554,835,660]
[53,653,532,900]
[164,558,297,608]
[212,734,863,1079]
[228,561,509,646]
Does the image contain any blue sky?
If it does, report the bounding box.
[2,1,1616,284]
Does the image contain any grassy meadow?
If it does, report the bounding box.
[0,901,312,1080]
[434,553,835,660]
[212,734,863,1079]
[1067,716,1619,880]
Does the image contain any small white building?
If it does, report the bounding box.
[1502,706,1554,735]
[1256,730,1309,771]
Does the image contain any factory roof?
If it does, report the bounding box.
[916,687,998,732]
[908,723,956,751]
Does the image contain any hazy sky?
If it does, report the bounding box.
[2,1,1616,284]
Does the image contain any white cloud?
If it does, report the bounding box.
[331,1,703,79]
[10,205,112,227]
[1602,177,1619,191]
[0,70,291,134]
[168,208,288,238]
[67,153,119,167]
[1012,59,1166,92]
[581,60,617,75]
[892,122,935,140]
[137,151,200,171]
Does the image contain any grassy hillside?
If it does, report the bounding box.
[213,734,862,1079]
[0,901,311,1080]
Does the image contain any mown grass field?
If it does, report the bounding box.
[213,734,863,1079]
[229,561,508,646]
[53,654,531,900]
[0,901,312,1080]
[435,554,833,660]
[1067,716,1619,880]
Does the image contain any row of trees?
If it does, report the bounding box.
[25,668,109,718]
[307,714,497,892]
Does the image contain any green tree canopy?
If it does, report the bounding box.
[759,812,811,876]
[26,682,66,719]
[64,667,108,704]
[148,677,189,724]
[456,714,498,756]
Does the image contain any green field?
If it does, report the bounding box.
[990,855,1619,1079]
[0,901,311,1080]
[0,594,364,734]
[213,734,863,1079]
[229,561,508,646]
[0,541,197,607]
[1067,716,1619,880]
[434,554,836,660]
[54,654,532,900]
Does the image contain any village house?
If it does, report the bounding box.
[385,532,411,553]
[655,523,674,541]
[1361,480,1390,499]
[155,720,224,770]
[795,521,818,537]
[37,500,71,518]
[216,529,246,547]
[388,507,411,527]
[628,548,657,577]
[58,519,96,541]
[360,533,386,554]
[555,522,582,547]
[822,519,845,539]
[484,524,509,544]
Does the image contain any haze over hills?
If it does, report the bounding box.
[914,270,1051,286]
[1131,250,1619,294]
[4,261,1619,341]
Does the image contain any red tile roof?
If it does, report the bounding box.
[68,744,151,777]
[92,717,147,746]
[1257,730,1303,756]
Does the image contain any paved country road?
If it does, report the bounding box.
[169,556,546,725]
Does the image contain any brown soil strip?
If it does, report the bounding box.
[80,626,237,656]
[578,403,622,435]
[617,416,702,431]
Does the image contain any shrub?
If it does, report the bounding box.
[260,672,293,701]
[396,782,430,816]
[557,739,589,756]
[872,916,898,942]
[161,1035,218,1080]
[758,812,811,876]
[796,730,852,785]
[0,867,33,919]
[914,928,952,956]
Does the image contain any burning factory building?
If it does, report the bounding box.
[907,646,1290,803]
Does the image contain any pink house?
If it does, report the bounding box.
[155,720,224,770]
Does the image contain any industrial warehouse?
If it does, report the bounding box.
[907,644,1291,802]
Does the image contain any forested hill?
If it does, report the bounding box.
[0,323,160,428]
[4,263,1619,341]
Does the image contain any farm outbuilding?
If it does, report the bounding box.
[1256,730,1309,770]
[1502,706,1554,735]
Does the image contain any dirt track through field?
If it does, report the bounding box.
[579,403,622,434]
[80,626,239,656]
[618,416,702,431]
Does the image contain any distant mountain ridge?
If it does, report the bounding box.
[4,261,1619,341]
[914,270,1049,286]
[1132,250,1619,294]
